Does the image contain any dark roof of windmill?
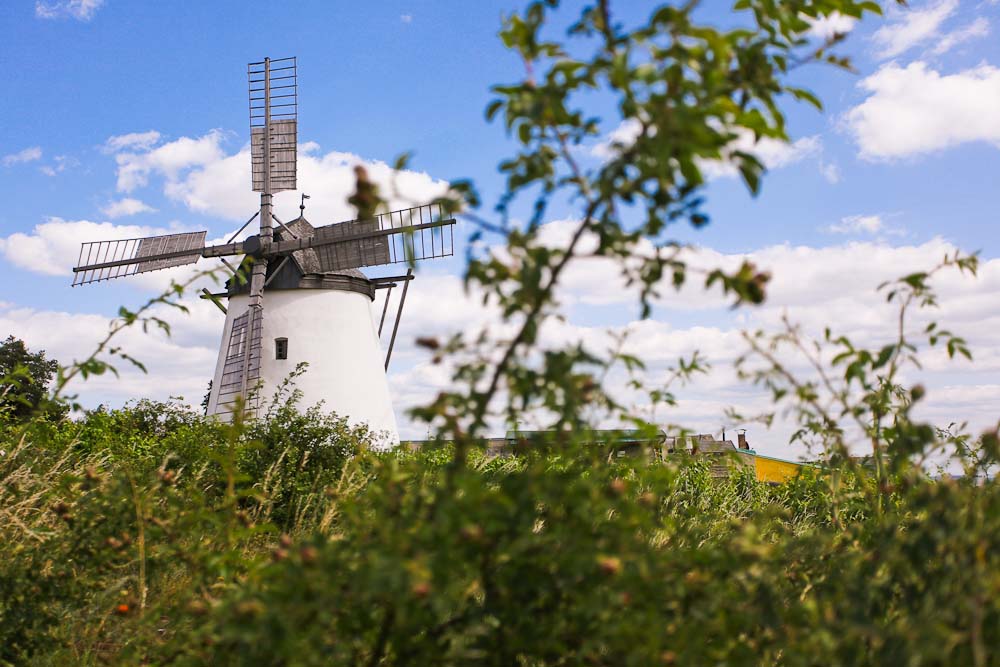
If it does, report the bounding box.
[224,216,369,296]
[278,215,366,280]
[278,216,322,273]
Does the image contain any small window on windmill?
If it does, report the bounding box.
[275,337,288,360]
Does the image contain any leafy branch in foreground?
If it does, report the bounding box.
[405,0,890,446]
[734,251,987,480]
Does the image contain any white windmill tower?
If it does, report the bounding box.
[70,57,456,445]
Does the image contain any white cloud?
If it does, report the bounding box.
[0,216,227,298]
[2,131,451,295]
[380,222,1000,451]
[826,214,886,235]
[113,130,226,192]
[807,11,857,40]
[0,298,222,407]
[101,198,157,219]
[3,147,42,167]
[931,16,990,54]
[401,14,413,23]
[4,230,997,459]
[39,154,77,176]
[844,61,1000,160]
[818,161,841,184]
[162,142,451,224]
[589,118,643,159]
[100,130,450,224]
[35,0,103,20]
[104,130,162,153]
[162,148,255,219]
[871,0,958,59]
[0,218,179,277]
[747,239,998,338]
[699,132,821,180]
[513,221,984,322]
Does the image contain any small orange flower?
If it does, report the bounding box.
[597,555,622,576]
[411,581,431,598]
[115,604,129,615]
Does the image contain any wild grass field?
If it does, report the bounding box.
[2,394,998,665]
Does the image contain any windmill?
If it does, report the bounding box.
[70,57,456,444]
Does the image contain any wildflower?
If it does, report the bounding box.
[411,581,431,598]
[597,555,622,575]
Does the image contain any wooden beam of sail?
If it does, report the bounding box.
[72,231,208,286]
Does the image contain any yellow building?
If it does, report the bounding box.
[428,429,811,484]
[741,451,806,483]
[668,432,808,483]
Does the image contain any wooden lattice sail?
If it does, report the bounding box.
[214,309,263,414]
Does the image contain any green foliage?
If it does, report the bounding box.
[2,409,999,665]
[0,400,372,665]
[0,336,66,422]
[240,404,372,530]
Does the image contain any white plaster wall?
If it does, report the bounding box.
[206,288,399,446]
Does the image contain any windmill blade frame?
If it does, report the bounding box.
[72,231,209,286]
[274,203,457,272]
[249,57,297,194]
[71,231,256,286]
[213,306,264,413]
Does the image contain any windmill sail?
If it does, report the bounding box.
[311,218,390,270]
[304,203,455,272]
[251,119,297,193]
[214,308,263,414]
[72,231,208,286]
[249,57,297,193]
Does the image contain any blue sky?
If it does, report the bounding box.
[1,1,998,457]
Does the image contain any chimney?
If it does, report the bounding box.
[737,430,749,450]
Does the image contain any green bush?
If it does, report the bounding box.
[2,413,998,665]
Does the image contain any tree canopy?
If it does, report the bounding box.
[0,335,65,422]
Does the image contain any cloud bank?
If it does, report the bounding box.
[845,62,1000,160]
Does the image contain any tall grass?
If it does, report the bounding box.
[2,399,997,665]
